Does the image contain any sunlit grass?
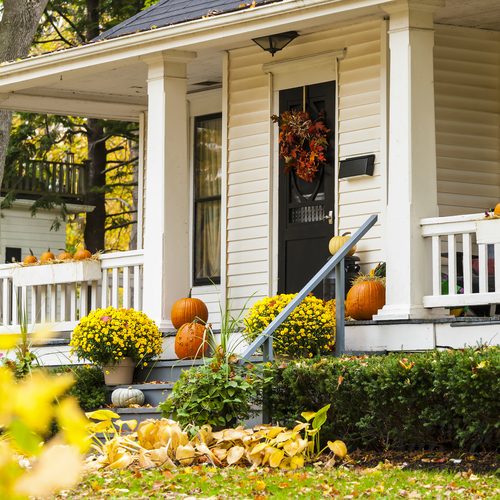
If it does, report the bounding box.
[46,463,500,499]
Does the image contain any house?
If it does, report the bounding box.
[0,157,93,265]
[0,0,500,360]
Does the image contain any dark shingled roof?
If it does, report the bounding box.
[95,0,281,41]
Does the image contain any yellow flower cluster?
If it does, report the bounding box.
[244,294,335,358]
[69,307,162,367]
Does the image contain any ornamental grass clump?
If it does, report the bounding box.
[70,307,162,367]
[244,294,335,358]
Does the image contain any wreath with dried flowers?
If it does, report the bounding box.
[271,109,329,181]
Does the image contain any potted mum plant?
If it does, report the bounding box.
[244,293,335,360]
[271,109,329,181]
[69,307,163,386]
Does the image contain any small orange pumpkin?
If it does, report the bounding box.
[345,281,386,320]
[40,247,55,263]
[57,249,73,260]
[74,245,92,260]
[171,298,209,329]
[174,322,208,360]
[23,249,37,265]
[494,203,500,216]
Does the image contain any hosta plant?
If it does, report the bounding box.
[87,405,347,470]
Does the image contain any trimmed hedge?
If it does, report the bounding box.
[264,347,500,451]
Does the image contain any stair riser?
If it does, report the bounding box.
[107,384,173,407]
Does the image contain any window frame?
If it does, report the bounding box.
[192,112,223,287]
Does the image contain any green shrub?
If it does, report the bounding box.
[264,347,500,451]
[50,364,106,411]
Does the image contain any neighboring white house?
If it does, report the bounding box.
[0,0,500,356]
[0,158,93,264]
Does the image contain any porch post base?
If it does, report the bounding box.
[156,319,174,333]
[374,305,452,321]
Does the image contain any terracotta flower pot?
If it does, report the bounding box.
[103,357,135,386]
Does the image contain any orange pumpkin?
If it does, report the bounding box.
[494,203,500,216]
[174,322,208,360]
[57,249,73,260]
[345,281,386,320]
[171,298,208,329]
[40,247,55,263]
[74,247,92,260]
[23,249,37,265]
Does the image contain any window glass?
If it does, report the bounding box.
[194,115,222,284]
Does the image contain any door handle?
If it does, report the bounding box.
[322,211,333,224]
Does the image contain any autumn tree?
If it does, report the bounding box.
[4,0,147,253]
[0,0,50,188]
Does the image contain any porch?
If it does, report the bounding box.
[1,210,500,360]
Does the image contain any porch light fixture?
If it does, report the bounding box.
[252,31,299,56]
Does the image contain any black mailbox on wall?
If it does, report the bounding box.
[339,154,375,179]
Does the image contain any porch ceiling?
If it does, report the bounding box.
[0,0,497,122]
[435,0,500,32]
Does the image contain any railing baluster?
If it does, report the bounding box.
[80,282,88,318]
[112,268,119,308]
[49,284,57,323]
[448,234,457,295]
[70,282,77,321]
[495,244,500,293]
[3,279,10,325]
[133,265,141,310]
[40,285,47,324]
[60,283,67,322]
[463,232,472,295]
[123,267,130,309]
[21,286,28,323]
[478,244,488,294]
[102,269,109,308]
[432,235,441,296]
[91,281,98,310]
[334,259,345,357]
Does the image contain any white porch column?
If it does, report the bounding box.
[140,50,196,330]
[375,0,447,320]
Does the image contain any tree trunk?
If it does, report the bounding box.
[0,0,49,187]
[84,118,107,253]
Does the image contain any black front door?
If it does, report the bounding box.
[278,82,335,298]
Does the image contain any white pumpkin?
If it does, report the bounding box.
[111,387,145,407]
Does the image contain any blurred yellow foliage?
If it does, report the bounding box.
[0,367,88,499]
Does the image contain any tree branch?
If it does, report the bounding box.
[53,8,86,44]
[105,221,136,232]
[105,210,137,218]
[101,156,138,174]
[45,11,75,48]
[105,145,124,154]
[107,197,132,209]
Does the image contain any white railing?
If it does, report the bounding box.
[421,213,500,309]
[0,249,144,335]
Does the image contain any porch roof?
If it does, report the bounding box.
[95,0,282,41]
[0,0,496,121]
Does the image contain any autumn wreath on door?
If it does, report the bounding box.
[271,109,329,182]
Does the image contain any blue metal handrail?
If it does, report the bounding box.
[238,214,378,363]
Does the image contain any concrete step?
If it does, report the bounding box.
[135,359,205,383]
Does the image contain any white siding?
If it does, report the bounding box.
[434,25,500,217]
[0,207,67,263]
[337,23,383,270]
[226,20,384,306]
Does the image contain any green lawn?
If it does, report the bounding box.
[46,463,500,499]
